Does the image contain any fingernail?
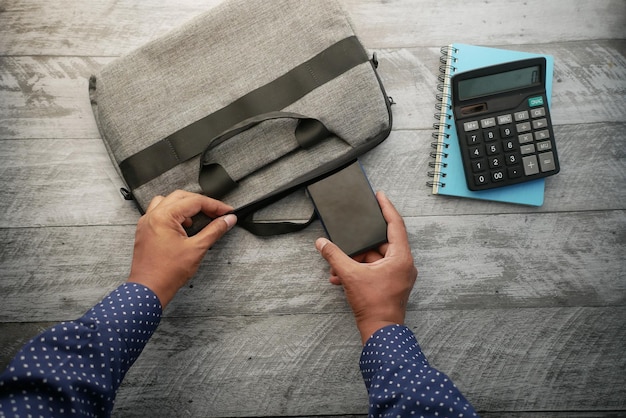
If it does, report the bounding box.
[223,214,237,230]
[315,238,329,252]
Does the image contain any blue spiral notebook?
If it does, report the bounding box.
[429,44,554,206]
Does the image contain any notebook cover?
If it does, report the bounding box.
[431,43,555,206]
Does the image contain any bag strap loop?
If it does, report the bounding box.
[198,111,333,199]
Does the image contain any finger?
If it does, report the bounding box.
[192,213,237,250]
[377,242,390,255]
[352,252,367,263]
[168,193,234,222]
[361,250,384,263]
[376,191,411,252]
[329,275,342,285]
[315,238,357,278]
[163,189,197,202]
[146,195,165,213]
[160,190,234,216]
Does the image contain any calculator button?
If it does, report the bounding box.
[466,133,480,145]
[507,166,523,178]
[481,117,497,128]
[503,138,517,152]
[518,133,533,144]
[489,156,503,169]
[497,114,513,125]
[464,121,479,132]
[530,107,546,118]
[486,143,500,155]
[538,151,556,172]
[514,110,529,121]
[528,96,544,107]
[532,118,548,129]
[520,144,535,155]
[523,155,540,175]
[516,122,532,133]
[536,141,552,152]
[491,169,505,183]
[474,173,489,186]
[534,130,550,141]
[483,129,498,142]
[469,145,484,159]
[505,152,520,166]
[472,159,487,172]
[500,126,514,138]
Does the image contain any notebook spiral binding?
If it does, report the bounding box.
[427,45,458,189]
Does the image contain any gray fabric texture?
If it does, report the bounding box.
[91,0,392,218]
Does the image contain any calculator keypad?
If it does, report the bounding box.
[458,95,559,190]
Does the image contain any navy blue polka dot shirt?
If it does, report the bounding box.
[361,325,478,417]
[0,283,161,417]
[0,284,477,417]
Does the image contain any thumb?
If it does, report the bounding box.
[193,214,237,249]
[315,238,356,277]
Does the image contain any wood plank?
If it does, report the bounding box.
[415,307,626,413]
[1,308,623,416]
[0,322,54,371]
[0,56,109,139]
[1,121,624,228]
[363,122,626,217]
[1,307,622,416]
[1,210,623,322]
[0,41,623,139]
[87,308,626,415]
[0,0,624,55]
[0,137,139,227]
[381,41,626,130]
[341,0,626,49]
[0,1,624,416]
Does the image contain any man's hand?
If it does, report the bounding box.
[315,192,417,344]
[127,190,237,308]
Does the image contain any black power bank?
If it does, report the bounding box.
[307,160,387,256]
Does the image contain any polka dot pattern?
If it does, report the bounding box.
[0,283,162,418]
[360,325,479,418]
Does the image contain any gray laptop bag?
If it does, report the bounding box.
[89,0,393,235]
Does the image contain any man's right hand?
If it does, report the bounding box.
[315,191,418,344]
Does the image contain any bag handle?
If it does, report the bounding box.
[198,111,332,199]
[196,111,337,236]
[183,203,317,237]
[228,159,357,237]
[237,208,317,236]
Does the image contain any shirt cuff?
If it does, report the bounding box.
[359,324,428,389]
[81,282,162,366]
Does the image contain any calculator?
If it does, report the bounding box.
[451,57,559,191]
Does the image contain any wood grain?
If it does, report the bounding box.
[1,0,625,416]
[1,0,624,55]
[111,308,626,416]
[1,210,623,322]
[1,307,623,416]
[1,41,623,139]
[1,122,624,227]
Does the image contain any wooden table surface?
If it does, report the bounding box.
[1,1,625,417]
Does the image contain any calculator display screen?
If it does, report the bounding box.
[457,65,541,100]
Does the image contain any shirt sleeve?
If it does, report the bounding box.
[360,325,479,418]
[0,282,162,418]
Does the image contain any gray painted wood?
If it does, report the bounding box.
[0,1,624,55]
[1,122,624,227]
[1,41,624,140]
[1,212,624,321]
[0,0,625,416]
